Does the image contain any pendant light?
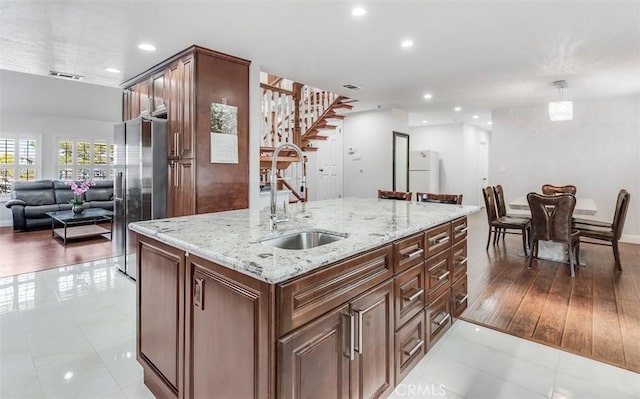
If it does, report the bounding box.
[548,80,573,121]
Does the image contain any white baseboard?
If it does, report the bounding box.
[621,234,640,244]
[0,220,12,228]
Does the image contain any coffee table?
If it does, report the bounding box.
[45,208,114,245]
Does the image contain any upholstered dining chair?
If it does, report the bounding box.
[527,192,580,277]
[378,190,412,201]
[416,192,463,204]
[541,184,577,195]
[482,186,530,254]
[573,189,630,271]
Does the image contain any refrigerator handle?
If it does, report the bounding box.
[114,172,124,200]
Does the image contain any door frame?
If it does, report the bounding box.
[393,131,410,192]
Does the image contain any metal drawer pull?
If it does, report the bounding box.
[404,339,424,357]
[405,248,424,259]
[433,312,450,326]
[455,226,468,234]
[456,257,468,265]
[430,236,450,245]
[456,294,468,305]
[349,313,355,360]
[402,288,424,303]
[432,270,450,281]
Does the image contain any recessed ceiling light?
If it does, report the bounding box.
[401,39,414,48]
[422,120,428,124]
[472,115,479,119]
[454,107,462,111]
[104,67,121,73]
[138,43,156,52]
[487,121,493,125]
[423,93,433,100]
[351,6,366,16]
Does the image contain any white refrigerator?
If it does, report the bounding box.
[409,150,439,194]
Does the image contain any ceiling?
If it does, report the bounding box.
[1,0,639,129]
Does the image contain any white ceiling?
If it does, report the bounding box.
[1,0,639,129]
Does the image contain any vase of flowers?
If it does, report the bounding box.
[67,179,96,214]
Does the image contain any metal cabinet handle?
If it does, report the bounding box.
[454,226,468,234]
[431,270,450,281]
[430,236,450,245]
[403,339,424,357]
[455,293,468,305]
[174,132,180,156]
[404,248,424,259]
[456,256,468,265]
[356,310,364,355]
[194,277,204,309]
[349,313,355,360]
[433,312,450,326]
[402,287,424,303]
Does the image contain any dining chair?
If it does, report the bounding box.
[378,190,412,201]
[482,186,530,254]
[541,184,577,195]
[416,192,463,204]
[573,189,630,271]
[527,192,580,277]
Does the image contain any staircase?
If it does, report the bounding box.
[260,74,354,201]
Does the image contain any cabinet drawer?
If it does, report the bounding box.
[425,249,451,303]
[451,239,467,283]
[394,233,425,274]
[394,262,425,329]
[278,245,393,336]
[451,277,468,318]
[426,290,452,349]
[394,310,426,384]
[452,217,468,244]
[425,223,452,258]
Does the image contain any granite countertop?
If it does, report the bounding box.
[129,197,479,284]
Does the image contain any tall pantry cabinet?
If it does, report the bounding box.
[122,45,250,217]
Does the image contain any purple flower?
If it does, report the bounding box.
[66,179,96,205]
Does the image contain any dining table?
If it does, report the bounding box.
[508,195,598,264]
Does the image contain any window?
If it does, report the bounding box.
[0,134,40,196]
[57,138,114,180]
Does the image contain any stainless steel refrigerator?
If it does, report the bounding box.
[113,117,167,279]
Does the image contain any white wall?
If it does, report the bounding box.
[491,94,640,242]
[0,69,121,226]
[409,123,490,206]
[342,108,408,198]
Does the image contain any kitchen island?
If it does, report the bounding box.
[130,198,478,399]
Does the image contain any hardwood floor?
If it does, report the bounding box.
[0,225,121,278]
[463,210,640,374]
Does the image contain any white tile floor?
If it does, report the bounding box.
[1,258,639,399]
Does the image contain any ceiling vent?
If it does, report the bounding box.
[48,70,84,81]
[342,84,362,90]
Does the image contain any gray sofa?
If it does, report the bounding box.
[5,179,114,232]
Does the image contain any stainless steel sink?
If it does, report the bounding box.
[259,230,348,250]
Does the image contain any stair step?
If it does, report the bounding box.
[302,147,319,152]
[332,103,354,110]
[303,135,329,141]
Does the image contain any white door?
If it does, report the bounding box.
[478,141,489,207]
[315,128,343,200]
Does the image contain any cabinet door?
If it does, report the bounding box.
[179,55,194,158]
[350,280,394,399]
[151,71,166,115]
[137,238,184,398]
[189,256,271,399]
[166,62,180,158]
[451,239,467,283]
[278,304,350,399]
[138,79,151,116]
[167,159,195,217]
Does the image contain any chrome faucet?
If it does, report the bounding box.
[270,143,305,231]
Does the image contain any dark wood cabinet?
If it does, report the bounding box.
[187,255,271,399]
[350,280,395,399]
[136,238,185,399]
[122,45,249,218]
[168,159,195,217]
[137,217,468,399]
[278,304,351,399]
